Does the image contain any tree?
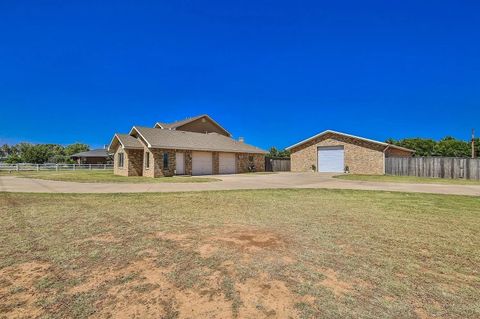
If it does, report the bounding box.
[388,138,437,156]
[267,146,290,158]
[64,143,90,156]
[434,137,470,157]
[1,142,92,163]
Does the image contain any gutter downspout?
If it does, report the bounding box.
[382,145,390,175]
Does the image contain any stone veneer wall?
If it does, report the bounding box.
[212,152,220,175]
[116,146,266,177]
[290,133,386,175]
[236,153,266,173]
[143,148,176,177]
[114,148,143,176]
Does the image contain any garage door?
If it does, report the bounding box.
[192,151,213,175]
[219,153,236,174]
[317,146,344,172]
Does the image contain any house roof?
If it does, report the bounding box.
[130,126,267,154]
[154,114,231,137]
[70,149,111,158]
[286,130,415,153]
[108,133,144,152]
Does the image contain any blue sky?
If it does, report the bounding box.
[0,1,479,149]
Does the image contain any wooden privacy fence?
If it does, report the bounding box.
[386,157,480,180]
[265,157,291,172]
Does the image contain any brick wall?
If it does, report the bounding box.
[114,145,265,177]
[143,148,176,178]
[212,152,220,175]
[290,133,386,175]
[385,147,413,157]
[114,148,143,176]
[236,153,266,173]
[184,151,193,175]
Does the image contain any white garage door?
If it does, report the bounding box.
[175,152,185,175]
[192,151,213,175]
[317,146,344,172]
[219,153,236,174]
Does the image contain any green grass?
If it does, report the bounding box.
[0,170,220,183]
[335,174,480,185]
[0,189,479,318]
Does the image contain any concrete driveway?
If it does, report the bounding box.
[1,172,479,196]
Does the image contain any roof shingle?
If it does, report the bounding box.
[133,126,266,154]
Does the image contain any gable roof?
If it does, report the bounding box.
[108,133,144,152]
[130,126,267,154]
[286,130,415,153]
[154,114,231,137]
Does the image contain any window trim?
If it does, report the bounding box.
[145,151,150,169]
[118,153,124,168]
[163,152,169,170]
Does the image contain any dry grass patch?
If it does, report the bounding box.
[0,189,479,318]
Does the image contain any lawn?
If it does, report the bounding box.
[0,170,219,183]
[335,174,480,185]
[0,189,479,318]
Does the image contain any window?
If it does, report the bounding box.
[248,155,254,162]
[145,152,150,169]
[163,152,169,169]
[118,153,124,168]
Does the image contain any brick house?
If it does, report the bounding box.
[108,115,267,177]
[286,130,414,175]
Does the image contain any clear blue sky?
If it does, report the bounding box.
[1,1,479,149]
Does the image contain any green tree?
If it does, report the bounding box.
[434,137,470,157]
[64,143,90,156]
[389,138,438,156]
[267,147,290,158]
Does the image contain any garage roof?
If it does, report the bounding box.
[286,130,415,153]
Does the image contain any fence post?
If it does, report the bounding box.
[104,164,106,170]
[36,164,39,171]
[16,164,19,171]
[89,164,92,170]
[56,164,58,172]
[73,164,76,171]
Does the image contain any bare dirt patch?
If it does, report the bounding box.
[212,228,286,253]
[319,268,353,297]
[69,255,304,318]
[0,261,51,318]
[236,272,299,318]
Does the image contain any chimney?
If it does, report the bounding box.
[238,137,244,143]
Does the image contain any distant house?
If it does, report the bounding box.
[70,149,112,164]
[286,130,414,174]
[108,114,267,177]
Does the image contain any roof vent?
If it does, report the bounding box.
[239,137,244,143]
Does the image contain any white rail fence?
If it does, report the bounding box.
[0,163,114,172]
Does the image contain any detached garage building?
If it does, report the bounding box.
[108,115,266,177]
[286,130,414,175]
